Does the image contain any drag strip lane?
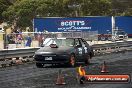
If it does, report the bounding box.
[0,51,132,88]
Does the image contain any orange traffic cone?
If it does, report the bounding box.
[56,69,66,85]
[101,61,109,73]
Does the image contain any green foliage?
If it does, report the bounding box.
[3,0,39,28]
[122,8,132,16]
[2,0,132,31]
[0,0,12,22]
[111,0,132,16]
[81,0,112,16]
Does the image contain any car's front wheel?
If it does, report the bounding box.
[36,63,44,68]
[69,54,76,67]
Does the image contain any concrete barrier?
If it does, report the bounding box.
[8,44,16,49]
[0,41,4,50]
[87,41,113,46]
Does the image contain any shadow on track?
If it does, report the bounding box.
[42,62,98,68]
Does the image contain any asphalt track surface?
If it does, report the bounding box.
[0,51,132,88]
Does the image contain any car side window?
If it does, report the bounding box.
[74,39,80,46]
[79,39,86,47]
[81,39,89,47]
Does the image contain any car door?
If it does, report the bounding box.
[79,38,87,57]
[74,38,84,61]
[80,38,92,54]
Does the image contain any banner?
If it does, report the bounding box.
[34,17,111,33]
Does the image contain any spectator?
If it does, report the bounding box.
[7,34,15,44]
[16,34,22,44]
[37,34,43,46]
[26,35,32,47]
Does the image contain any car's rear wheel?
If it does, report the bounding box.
[36,63,44,68]
[85,54,91,65]
[69,54,76,67]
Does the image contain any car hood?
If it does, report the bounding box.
[35,46,74,55]
[118,35,124,36]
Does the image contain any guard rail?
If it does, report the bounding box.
[0,41,132,67]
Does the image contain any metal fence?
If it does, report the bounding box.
[0,31,98,49]
[53,31,98,40]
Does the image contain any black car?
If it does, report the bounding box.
[34,38,94,68]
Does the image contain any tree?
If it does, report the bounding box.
[2,0,112,31]
[81,0,112,16]
[111,0,132,16]
[0,0,12,23]
[2,0,40,31]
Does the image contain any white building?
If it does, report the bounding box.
[0,22,7,32]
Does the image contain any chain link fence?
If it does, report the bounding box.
[0,31,98,49]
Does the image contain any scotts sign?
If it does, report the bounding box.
[58,20,91,31]
[33,17,111,33]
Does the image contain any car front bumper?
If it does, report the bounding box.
[34,54,70,64]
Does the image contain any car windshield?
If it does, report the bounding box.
[44,38,74,47]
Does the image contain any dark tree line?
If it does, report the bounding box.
[0,0,132,31]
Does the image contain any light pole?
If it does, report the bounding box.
[4,28,7,49]
[68,3,81,37]
[68,3,81,17]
